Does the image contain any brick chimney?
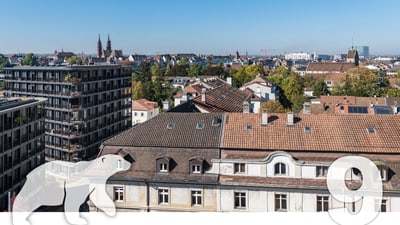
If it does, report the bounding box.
[242,101,250,113]
[303,102,311,114]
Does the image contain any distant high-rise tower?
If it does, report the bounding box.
[355,46,369,59]
[313,50,318,62]
[97,34,103,58]
[106,34,112,52]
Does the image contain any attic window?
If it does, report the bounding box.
[304,126,312,132]
[245,124,253,131]
[196,122,204,129]
[366,127,376,133]
[166,123,174,129]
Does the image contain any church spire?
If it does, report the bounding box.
[97,34,103,58]
[106,33,112,52]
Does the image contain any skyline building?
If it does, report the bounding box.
[0,97,46,211]
[4,65,132,162]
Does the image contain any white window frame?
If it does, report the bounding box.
[158,188,169,204]
[275,193,287,211]
[274,162,286,175]
[234,163,246,174]
[159,163,168,173]
[316,166,328,177]
[192,164,201,174]
[191,190,202,206]
[316,195,329,212]
[113,186,124,202]
[234,191,247,209]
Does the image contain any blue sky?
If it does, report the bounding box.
[1,0,399,55]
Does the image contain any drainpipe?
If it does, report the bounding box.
[145,179,150,212]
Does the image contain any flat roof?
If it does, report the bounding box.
[0,97,47,112]
[3,64,123,71]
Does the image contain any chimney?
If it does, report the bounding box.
[303,102,311,114]
[182,93,188,102]
[261,109,268,125]
[162,100,170,111]
[226,77,232,86]
[242,101,250,113]
[287,112,294,126]
[201,88,206,102]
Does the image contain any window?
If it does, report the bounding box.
[191,190,202,206]
[196,122,204,129]
[158,188,169,204]
[192,164,201,174]
[317,196,329,212]
[380,199,387,212]
[245,124,253,131]
[316,166,328,177]
[159,163,168,172]
[366,127,376,133]
[234,163,245,174]
[117,159,122,170]
[134,112,137,116]
[274,162,286,175]
[304,126,312,132]
[275,194,287,211]
[234,191,246,209]
[113,186,124,202]
[379,167,388,181]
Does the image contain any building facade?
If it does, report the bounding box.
[132,99,159,126]
[4,65,132,162]
[97,112,400,213]
[0,97,46,211]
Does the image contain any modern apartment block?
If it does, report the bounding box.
[0,97,46,212]
[4,65,132,162]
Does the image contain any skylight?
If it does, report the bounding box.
[366,127,376,133]
[245,124,253,131]
[304,126,312,132]
[196,122,204,129]
[166,123,174,129]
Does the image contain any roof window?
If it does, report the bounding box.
[366,127,376,133]
[196,122,204,129]
[304,126,312,132]
[166,123,174,129]
[245,124,253,131]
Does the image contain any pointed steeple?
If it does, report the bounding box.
[106,33,112,51]
[97,34,103,58]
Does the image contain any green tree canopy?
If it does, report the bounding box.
[386,88,400,97]
[0,54,9,71]
[259,100,287,113]
[203,63,228,78]
[66,56,83,65]
[22,53,37,66]
[332,67,389,97]
[313,78,330,97]
[187,63,204,77]
[232,64,264,87]
[167,64,189,77]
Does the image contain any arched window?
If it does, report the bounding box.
[274,162,286,175]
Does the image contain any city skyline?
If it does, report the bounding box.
[1,0,399,56]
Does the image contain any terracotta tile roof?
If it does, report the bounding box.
[306,62,356,73]
[221,113,400,153]
[191,85,252,112]
[103,112,224,148]
[241,74,274,88]
[132,99,158,111]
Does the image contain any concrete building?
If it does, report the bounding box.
[4,65,132,162]
[96,112,400,213]
[355,46,369,59]
[132,99,159,126]
[0,97,46,211]
[284,52,312,61]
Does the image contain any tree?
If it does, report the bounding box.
[0,54,9,71]
[66,56,83,65]
[203,62,228,78]
[135,61,152,82]
[284,73,303,102]
[259,100,287,113]
[22,53,37,66]
[167,64,189,77]
[386,88,400,97]
[187,63,203,77]
[313,79,329,97]
[396,71,400,79]
[132,81,146,100]
[232,64,264,87]
[332,67,389,97]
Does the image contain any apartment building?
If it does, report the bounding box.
[97,112,400,213]
[4,65,132,162]
[0,97,46,211]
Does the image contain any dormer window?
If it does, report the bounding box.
[234,163,246,174]
[157,156,171,173]
[274,162,286,175]
[366,127,376,133]
[245,124,253,131]
[189,157,204,174]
